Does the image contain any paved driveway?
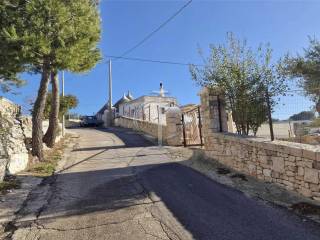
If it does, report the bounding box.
[12,127,320,240]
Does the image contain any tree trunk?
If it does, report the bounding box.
[316,98,320,115]
[43,71,60,148]
[32,61,51,161]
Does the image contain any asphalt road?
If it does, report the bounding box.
[11,127,320,240]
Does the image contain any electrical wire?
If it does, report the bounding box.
[105,55,204,67]
[111,0,193,60]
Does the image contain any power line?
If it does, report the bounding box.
[105,55,204,67]
[113,0,193,60]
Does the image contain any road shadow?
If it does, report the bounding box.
[17,157,320,240]
[72,127,154,153]
[98,127,155,147]
[9,128,320,240]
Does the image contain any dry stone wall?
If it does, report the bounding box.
[115,116,167,140]
[115,107,183,146]
[0,98,29,180]
[0,97,64,181]
[205,133,320,201]
[200,87,320,201]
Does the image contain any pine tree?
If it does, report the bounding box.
[0,1,26,92]
[43,0,101,148]
[0,0,101,160]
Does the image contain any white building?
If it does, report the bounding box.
[97,83,178,125]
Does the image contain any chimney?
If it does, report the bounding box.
[159,82,165,97]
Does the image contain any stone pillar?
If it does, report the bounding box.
[165,107,183,146]
[199,87,228,138]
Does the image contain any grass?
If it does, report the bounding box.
[0,176,21,194]
[27,136,69,177]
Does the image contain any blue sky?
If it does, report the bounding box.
[3,0,320,119]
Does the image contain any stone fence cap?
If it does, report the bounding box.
[166,106,181,114]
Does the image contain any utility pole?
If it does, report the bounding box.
[62,71,65,136]
[108,60,113,126]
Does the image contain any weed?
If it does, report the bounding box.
[26,137,68,177]
[0,176,20,194]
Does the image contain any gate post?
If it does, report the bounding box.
[165,107,183,146]
[199,87,228,146]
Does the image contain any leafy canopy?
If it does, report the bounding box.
[0,1,26,92]
[44,93,78,120]
[0,0,101,74]
[190,33,288,135]
[289,111,315,121]
[285,37,320,105]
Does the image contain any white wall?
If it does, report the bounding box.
[118,96,177,125]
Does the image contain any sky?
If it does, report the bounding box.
[3,0,320,120]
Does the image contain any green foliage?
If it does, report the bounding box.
[0,0,101,88]
[44,92,78,120]
[28,162,56,176]
[0,1,26,92]
[284,37,320,107]
[0,178,20,194]
[289,111,315,121]
[0,0,101,159]
[0,0,101,73]
[190,33,288,135]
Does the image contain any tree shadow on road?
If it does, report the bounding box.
[9,127,320,240]
[17,157,320,240]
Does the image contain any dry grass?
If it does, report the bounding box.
[309,118,320,128]
[27,136,69,177]
[280,135,320,145]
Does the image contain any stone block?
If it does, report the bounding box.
[297,167,304,176]
[285,161,295,166]
[312,197,320,201]
[287,156,296,162]
[301,159,313,168]
[272,157,285,173]
[272,171,280,178]
[310,183,320,192]
[248,164,257,175]
[289,147,303,157]
[263,169,272,177]
[313,160,320,170]
[285,170,295,177]
[297,187,312,197]
[303,149,316,160]
[304,168,319,184]
[286,165,298,172]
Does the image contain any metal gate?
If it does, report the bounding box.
[181,106,203,147]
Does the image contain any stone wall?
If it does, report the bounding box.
[204,133,320,201]
[0,97,64,181]
[200,87,320,201]
[115,116,167,141]
[115,106,183,146]
[0,98,29,180]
